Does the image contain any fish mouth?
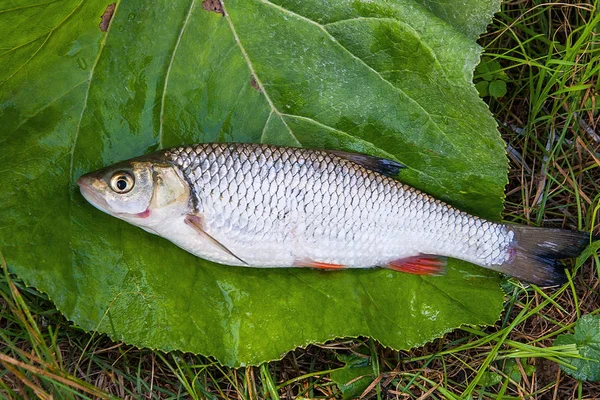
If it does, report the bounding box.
[77,175,110,213]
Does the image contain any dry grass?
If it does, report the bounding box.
[2,0,600,399]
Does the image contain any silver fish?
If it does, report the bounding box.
[77,143,596,286]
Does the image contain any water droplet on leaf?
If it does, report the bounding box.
[77,57,87,70]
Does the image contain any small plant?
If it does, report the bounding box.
[554,314,600,382]
[475,57,508,98]
[330,353,373,399]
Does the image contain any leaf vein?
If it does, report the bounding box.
[221,2,299,146]
[158,0,197,148]
[68,1,120,182]
[1,0,85,87]
[0,0,60,14]
[323,16,452,80]
[256,0,460,155]
[13,80,87,132]
[0,33,51,87]
[259,111,274,143]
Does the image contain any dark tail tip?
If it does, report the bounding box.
[499,226,595,287]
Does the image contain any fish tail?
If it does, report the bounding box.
[498,226,596,287]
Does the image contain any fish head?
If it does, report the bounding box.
[77,157,190,227]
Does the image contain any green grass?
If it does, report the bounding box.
[2,0,600,398]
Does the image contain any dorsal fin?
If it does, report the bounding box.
[327,150,405,177]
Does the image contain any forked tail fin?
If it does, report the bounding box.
[498,226,597,287]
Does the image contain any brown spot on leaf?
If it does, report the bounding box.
[99,3,116,32]
[250,75,261,92]
[202,0,224,15]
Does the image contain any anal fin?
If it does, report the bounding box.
[386,255,447,276]
[184,214,248,265]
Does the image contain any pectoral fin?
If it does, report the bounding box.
[184,214,248,265]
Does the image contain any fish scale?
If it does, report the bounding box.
[78,142,596,286]
[165,143,511,269]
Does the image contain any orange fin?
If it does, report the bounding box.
[386,255,447,276]
[294,259,346,270]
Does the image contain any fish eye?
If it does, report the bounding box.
[109,172,135,194]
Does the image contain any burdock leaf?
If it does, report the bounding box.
[0,0,505,366]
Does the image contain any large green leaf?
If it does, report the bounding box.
[0,0,506,366]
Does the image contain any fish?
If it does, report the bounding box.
[77,143,597,286]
